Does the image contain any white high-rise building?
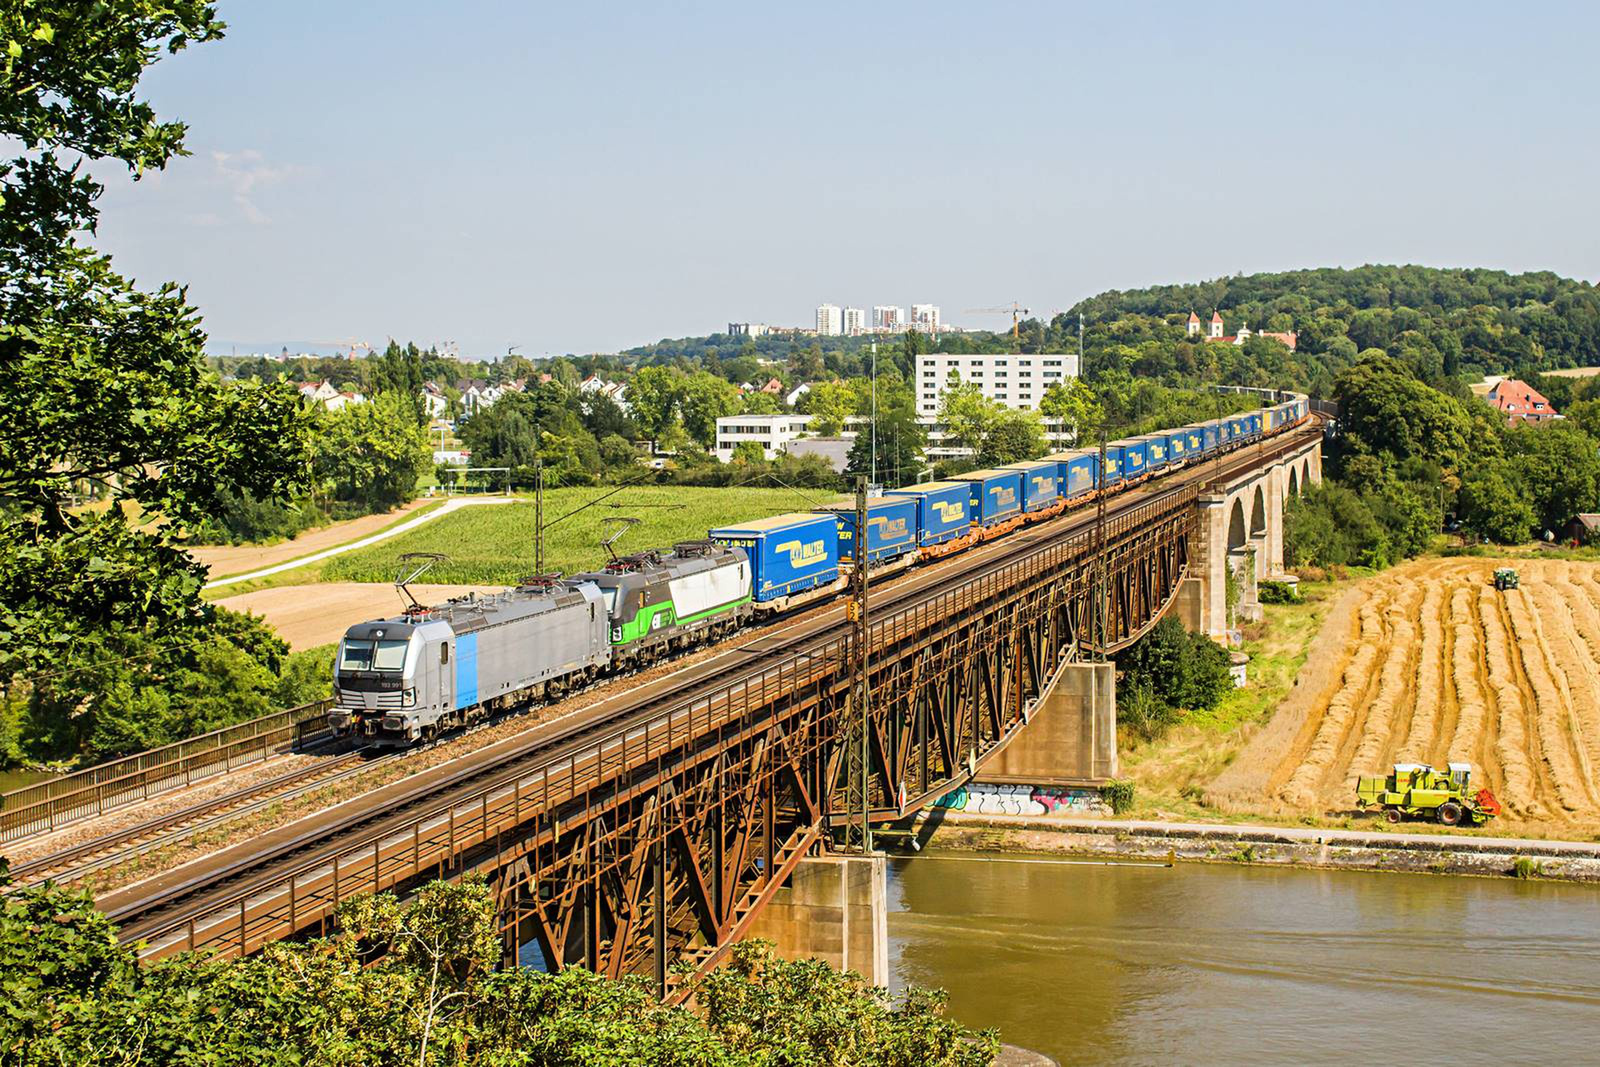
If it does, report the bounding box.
[842,307,867,335]
[815,304,842,337]
[915,351,1082,458]
[873,305,904,329]
[910,303,941,332]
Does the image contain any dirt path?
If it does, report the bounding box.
[216,582,504,650]
[202,497,514,589]
[190,500,437,578]
[1217,556,1600,837]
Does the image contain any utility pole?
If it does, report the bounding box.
[842,476,872,853]
[1095,427,1109,658]
[534,456,545,575]
[870,341,878,490]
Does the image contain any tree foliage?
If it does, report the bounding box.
[0,2,311,751]
[0,873,996,1065]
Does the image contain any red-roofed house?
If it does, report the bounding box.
[1487,379,1560,426]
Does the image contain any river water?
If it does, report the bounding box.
[887,854,1600,1065]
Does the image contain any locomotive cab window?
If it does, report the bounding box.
[372,639,409,671]
[338,641,375,672]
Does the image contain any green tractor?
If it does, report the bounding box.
[1493,567,1519,591]
[1355,762,1502,827]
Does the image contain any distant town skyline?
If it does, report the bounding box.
[96,1,1600,358]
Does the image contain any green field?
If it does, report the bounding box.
[321,486,839,585]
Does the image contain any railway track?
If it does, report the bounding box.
[97,426,1321,953]
[10,749,406,887]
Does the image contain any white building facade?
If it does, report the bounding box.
[714,414,816,461]
[915,351,1081,459]
[873,305,904,329]
[842,307,867,335]
[815,304,842,337]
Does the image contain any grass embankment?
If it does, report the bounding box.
[1116,575,1361,822]
[321,485,829,585]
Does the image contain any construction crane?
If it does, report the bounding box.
[964,302,1032,341]
[312,338,373,359]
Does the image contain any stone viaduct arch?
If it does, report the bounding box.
[1178,436,1323,640]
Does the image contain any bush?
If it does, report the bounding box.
[1117,682,1182,742]
[1257,579,1298,604]
[1103,779,1136,815]
[1116,617,1233,717]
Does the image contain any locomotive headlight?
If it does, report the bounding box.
[402,687,417,707]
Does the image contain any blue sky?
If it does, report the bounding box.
[94,1,1600,358]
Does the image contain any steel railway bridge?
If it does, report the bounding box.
[101,422,1321,994]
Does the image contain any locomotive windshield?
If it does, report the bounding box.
[339,638,410,672]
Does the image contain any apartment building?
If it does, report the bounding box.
[915,351,1081,459]
[815,304,842,337]
[713,414,816,461]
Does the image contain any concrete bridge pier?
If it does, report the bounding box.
[984,661,1118,783]
[745,854,889,985]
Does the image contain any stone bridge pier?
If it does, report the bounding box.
[1177,437,1322,641]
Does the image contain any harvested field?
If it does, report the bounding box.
[216,582,501,650]
[1209,557,1600,835]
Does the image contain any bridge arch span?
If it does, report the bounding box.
[1183,434,1323,639]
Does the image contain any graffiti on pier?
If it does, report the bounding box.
[932,782,1110,816]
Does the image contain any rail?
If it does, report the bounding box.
[0,698,335,843]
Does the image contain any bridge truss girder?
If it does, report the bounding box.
[482,488,1195,989]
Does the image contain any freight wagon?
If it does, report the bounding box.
[884,481,974,557]
[709,512,842,611]
[1130,433,1168,474]
[1050,450,1098,501]
[1117,438,1150,481]
[1166,428,1191,466]
[998,459,1061,515]
[1099,444,1125,489]
[826,495,920,567]
[949,468,1024,533]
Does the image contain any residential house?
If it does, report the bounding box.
[325,390,366,412]
[296,381,367,411]
[420,381,450,419]
[1487,378,1561,426]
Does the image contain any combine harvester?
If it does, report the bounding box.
[1356,763,1501,827]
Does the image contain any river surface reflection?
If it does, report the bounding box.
[886,854,1600,1065]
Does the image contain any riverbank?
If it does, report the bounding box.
[917,811,1600,882]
